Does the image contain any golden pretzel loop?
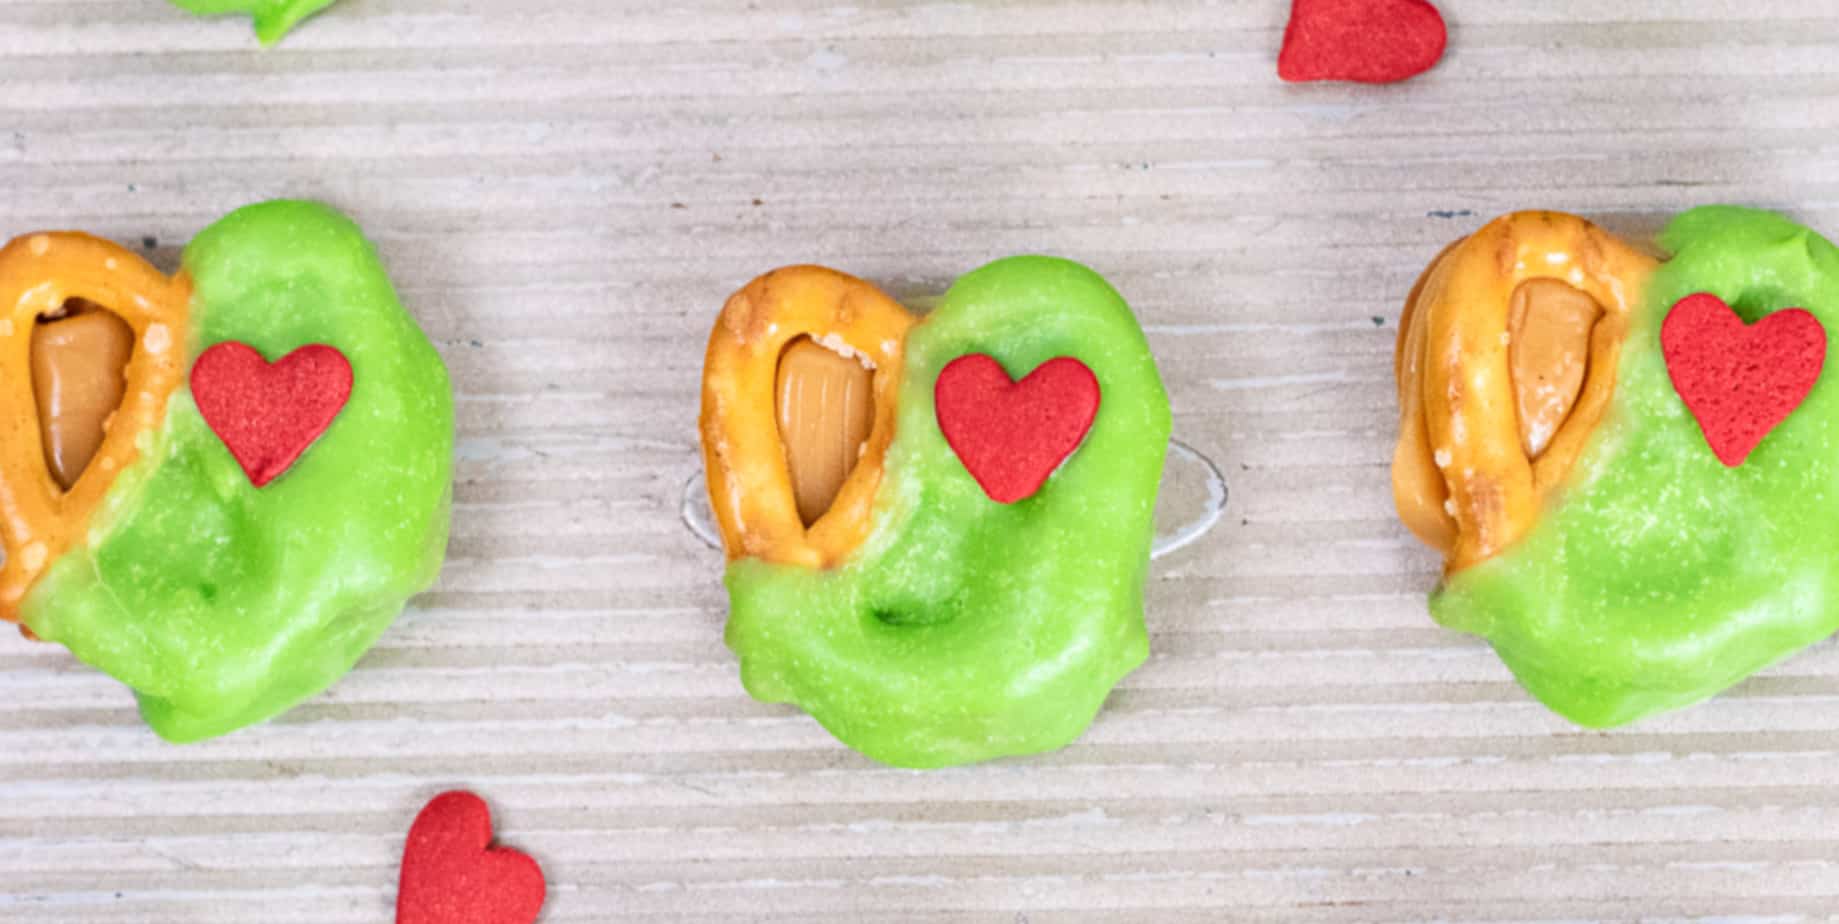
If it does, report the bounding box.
[700,266,914,568]
[0,233,190,620]
[1394,212,1656,572]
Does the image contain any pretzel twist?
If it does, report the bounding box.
[0,233,190,619]
[700,266,914,568]
[1394,212,1656,572]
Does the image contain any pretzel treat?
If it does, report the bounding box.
[4,201,452,741]
[702,258,1171,768]
[1395,207,1839,726]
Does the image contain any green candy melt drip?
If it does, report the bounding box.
[723,257,1172,768]
[168,0,340,44]
[23,201,453,742]
[1434,207,1839,727]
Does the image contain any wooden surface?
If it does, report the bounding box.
[7,0,1839,920]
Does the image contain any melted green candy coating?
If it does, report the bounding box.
[168,0,340,44]
[23,201,453,742]
[1434,207,1839,726]
[725,257,1171,768]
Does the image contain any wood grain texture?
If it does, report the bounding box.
[7,0,1839,920]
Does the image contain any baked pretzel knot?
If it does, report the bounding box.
[0,234,189,619]
[1394,212,1656,572]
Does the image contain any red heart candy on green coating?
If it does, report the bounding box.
[1661,292,1826,467]
[190,341,352,488]
[935,353,1100,504]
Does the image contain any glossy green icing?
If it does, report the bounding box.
[724,257,1171,768]
[1434,207,1839,726]
[168,0,339,44]
[23,201,452,742]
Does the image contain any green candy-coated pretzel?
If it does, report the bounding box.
[1436,207,1839,726]
[725,256,1171,768]
[24,201,453,742]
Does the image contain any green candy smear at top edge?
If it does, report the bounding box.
[169,0,340,44]
[22,200,453,742]
[723,256,1172,768]
[1433,207,1839,727]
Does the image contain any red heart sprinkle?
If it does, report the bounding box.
[1661,292,1827,467]
[935,354,1100,504]
[397,791,546,924]
[1278,0,1448,84]
[189,342,353,487]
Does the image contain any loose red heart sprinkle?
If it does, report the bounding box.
[935,354,1100,504]
[1278,0,1448,84]
[397,791,546,924]
[189,341,353,487]
[1661,292,1827,467]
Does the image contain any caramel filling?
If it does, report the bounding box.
[1508,279,1602,459]
[31,299,135,491]
[776,337,875,526]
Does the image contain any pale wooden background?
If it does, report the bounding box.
[6,0,1839,920]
